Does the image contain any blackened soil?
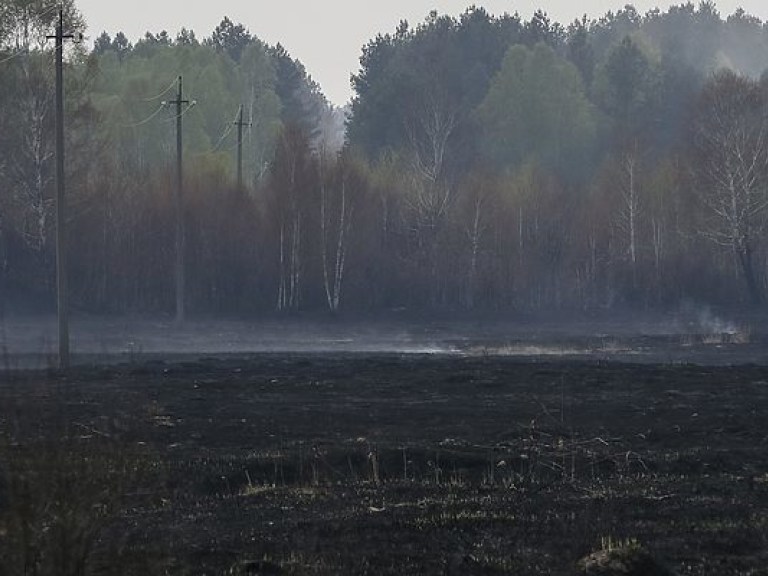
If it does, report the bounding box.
[1,355,768,575]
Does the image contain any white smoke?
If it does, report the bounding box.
[696,307,738,335]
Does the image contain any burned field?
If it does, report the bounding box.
[1,355,768,575]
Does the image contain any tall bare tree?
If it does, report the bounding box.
[692,70,768,304]
[406,94,456,233]
[10,52,54,254]
[318,152,367,312]
[455,169,496,309]
[270,124,313,312]
[404,92,458,305]
[610,145,645,287]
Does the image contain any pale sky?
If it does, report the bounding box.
[77,1,768,105]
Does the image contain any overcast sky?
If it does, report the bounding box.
[77,1,768,105]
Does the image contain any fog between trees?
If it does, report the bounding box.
[2,1,768,315]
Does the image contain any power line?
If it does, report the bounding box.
[0,49,27,65]
[33,4,62,20]
[143,77,179,102]
[119,103,166,128]
[116,77,195,129]
[0,4,72,65]
[0,45,54,65]
[210,108,242,152]
[211,122,236,152]
[161,100,196,122]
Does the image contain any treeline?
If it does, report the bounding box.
[2,1,768,315]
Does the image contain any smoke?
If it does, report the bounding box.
[696,307,738,335]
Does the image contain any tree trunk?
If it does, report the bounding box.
[466,195,483,310]
[737,242,762,306]
[320,169,351,313]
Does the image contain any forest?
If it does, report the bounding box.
[2,0,768,316]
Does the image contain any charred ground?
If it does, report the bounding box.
[1,354,767,574]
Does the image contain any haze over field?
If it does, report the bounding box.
[77,0,768,105]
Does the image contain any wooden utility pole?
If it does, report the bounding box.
[47,9,75,369]
[167,76,189,322]
[234,105,250,190]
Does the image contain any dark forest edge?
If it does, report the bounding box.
[2,1,768,316]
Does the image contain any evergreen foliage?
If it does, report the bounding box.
[2,3,768,313]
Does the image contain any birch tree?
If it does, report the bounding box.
[0,1,81,256]
[0,0,82,53]
[318,152,367,312]
[406,93,456,235]
[455,169,496,309]
[270,124,313,311]
[9,53,53,253]
[612,147,644,284]
[404,92,458,305]
[692,70,768,304]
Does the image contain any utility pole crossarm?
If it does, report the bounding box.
[46,9,76,370]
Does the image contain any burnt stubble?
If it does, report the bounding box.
[1,355,767,574]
